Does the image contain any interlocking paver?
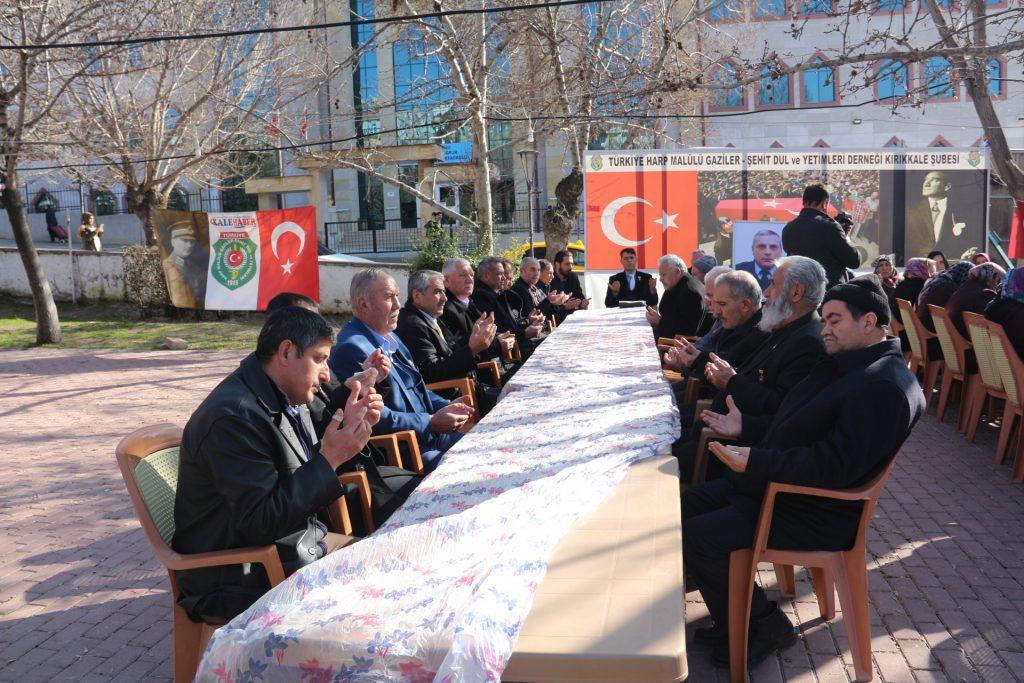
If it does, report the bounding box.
[1,348,1023,681]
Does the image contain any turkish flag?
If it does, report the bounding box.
[585,170,698,270]
[256,206,320,310]
[1008,200,1024,260]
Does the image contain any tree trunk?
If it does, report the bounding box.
[126,185,167,246]
[2,177,62,344]
[542,167,584,256]
[471,112,494,255]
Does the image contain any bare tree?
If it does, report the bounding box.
[52,1,324,246]
[666,0,1024,202]
[0,1,115,344]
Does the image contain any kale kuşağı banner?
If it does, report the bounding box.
[152,206,319,310]
[584,149,989,269]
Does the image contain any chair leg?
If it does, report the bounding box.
[959,376,981,434]
[728,550,755,683]
[810,566,836,621]
[935,371,954,423]
[173,605,206,683]
[831,552,874,682]
[922,361,942,411]
[773,563,796,599]
[1011,425,1024,484]
[966,384,987,443]
[996,408,1018,465]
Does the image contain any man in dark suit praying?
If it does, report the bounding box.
[605,247,658,308]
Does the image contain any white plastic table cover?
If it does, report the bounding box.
[196,307,681,683]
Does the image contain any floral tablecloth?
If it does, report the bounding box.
[196,307,680,683]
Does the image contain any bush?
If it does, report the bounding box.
[122,244,170,314]
[408,228,488,272]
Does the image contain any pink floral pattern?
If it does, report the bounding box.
[197,309,680,682]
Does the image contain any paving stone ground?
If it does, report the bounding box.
[1,348,1022,682]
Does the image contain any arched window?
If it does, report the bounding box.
[753,0,785,18]
[707,0,743,21]
[876,0,905,11]
[93,190,117,216]
[710,61,745,110]
[802,57,837,104]
[758,62,791,108]
[929,135,953,147]
[986,58,1004,97]
[167,186,189,211]
[813,139,830,147]
[883,136,904,147]
[876,59,909,100]
[798,0,833,13]
[923,57,955,99]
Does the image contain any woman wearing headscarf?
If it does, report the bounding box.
[873,255,899,296]
[917,261,972,332]
[971,252,991,265]
[928,250,949,271]
[891,257,934,316]
[945,263,1006,337]
[985,267,1024,359]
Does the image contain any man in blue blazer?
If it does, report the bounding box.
[329,268,475,471]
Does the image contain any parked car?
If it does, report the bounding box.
[512,240,585,271]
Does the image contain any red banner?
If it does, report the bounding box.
[1008,200,1024,260]
[256,206,319,310]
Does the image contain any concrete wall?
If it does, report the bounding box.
[0,212,147,248]
[0,247,409,314]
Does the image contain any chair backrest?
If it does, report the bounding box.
[897,299,928,362]
[985,319,1024,407]
[115,424,184,556]
[928,305,969,375]
[964,312,1004,392]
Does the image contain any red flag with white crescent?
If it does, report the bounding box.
[1008,200,1024,259]
[257,206,319,310]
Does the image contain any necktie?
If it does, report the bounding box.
[759,269,773,292]
[931,201,940,225]
[432,319,445,342]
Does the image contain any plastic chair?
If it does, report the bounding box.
[369,430,425,473]
[963,312,1007,443]
[927,305,977,428]
[476,360,503,388]
[115,424,287,683]
[982,320,1024,482]
[897,299,942,410]
[727,461,897,683]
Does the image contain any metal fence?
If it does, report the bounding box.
[323,215,583,255]
[17,186,232,215]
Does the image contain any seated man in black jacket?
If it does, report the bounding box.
[664,270,767,381]
[396,269,500,415]
[646,254,709,339]
[511,256,553,319]
[673,256,828,481]
[265,292,420,536]
[472,256,544,358]
[550,250,589,320]
[440,258,517,372]
[684,275,925,667]
[173,307,383,622]
[606,247,658,308]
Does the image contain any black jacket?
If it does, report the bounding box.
[551,271,585,300]
[605,270,658,308]
[691,309,770,377]
[782,208,861,289]
[395,301,478,384]
[730,338,925,550]
[656,278,706,340]
[510,278,548,318]
[713,311,827,417]
[441,290,506,362]
[173,354,345,620]
[472,279,526,339]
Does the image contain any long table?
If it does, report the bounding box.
[197,308,685,682]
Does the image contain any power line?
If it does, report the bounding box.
[0,0,616,51]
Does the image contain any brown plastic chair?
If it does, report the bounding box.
[983,320,1024,482]
[427,376,478,431]
[927,305,977,428]
[369,429,425,473]
[963,312,1007,443]
[501,339,524,363]
[727,461,897,683]
[115,424,287,683]
[897,299,942,410]
[476,360,503,388]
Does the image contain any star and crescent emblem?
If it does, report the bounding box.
[600,196,679,248]
[270,221,306,275]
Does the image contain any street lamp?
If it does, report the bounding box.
[518,133,539,258]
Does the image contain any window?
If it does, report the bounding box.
[987,58,1004,97]
[710,61,744,110]
[812,139,830,147]
[351,1,379,148]
[923,57,955,99]
[802,57,836,104]
[929,135,953,147]
[876,0,905,10]
[393,37,457,143]
[876,59,908,99]
[167,187,189,211]
[707,0,742,21]
[758,63,791,108]
[797,0,833,14]
[397,163,419,229]
[753,0,786,18]
[883,136,904,147]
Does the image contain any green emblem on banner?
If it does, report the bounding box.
[967,150,981,168]
[211,236,258,290]
[590,155,603,171]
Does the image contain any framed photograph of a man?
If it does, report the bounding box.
[732,221,787,293]
[902,169,986,262]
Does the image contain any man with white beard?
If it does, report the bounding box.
[674,256,828,483]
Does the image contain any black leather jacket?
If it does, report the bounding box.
[173,353,345,621]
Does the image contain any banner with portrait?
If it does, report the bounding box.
[583,149,989,269]
[152,206,319,310]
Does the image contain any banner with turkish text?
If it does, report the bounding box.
[152,206,319,310]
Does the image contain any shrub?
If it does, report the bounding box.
[122,244,170,314]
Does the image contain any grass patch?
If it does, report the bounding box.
[0,300,351,352]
